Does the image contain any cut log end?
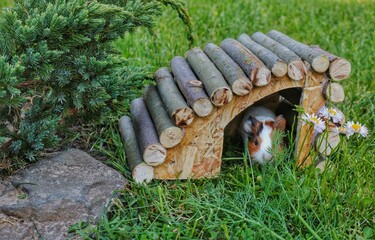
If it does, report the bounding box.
[323,82,345,103]
[210,87,233,106]
[309,45,351,81]
[232,78,253,96]
[312,55,330,73]
[329,58,351,81]
[160,127,184,148]
[288,60,307,81]
[252,67,272,86]
[271,60,288,77]
[193,98,214,117]
[143,144,167,166]
[132,163,154,183]
[315,131,341,156]
[172,107,195,127]
[315,160,327,172]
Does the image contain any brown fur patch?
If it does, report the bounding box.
[271,116,286,155]
[264,120,274,128]
[274,115,286,131]
[247,121,263,156]
[248,138,261,156]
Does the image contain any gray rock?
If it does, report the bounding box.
[0,149,127,240]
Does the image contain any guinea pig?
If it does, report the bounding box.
[241,106,286,164]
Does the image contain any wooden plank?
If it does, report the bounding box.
[154,74,306,179]
[295,72,328,167]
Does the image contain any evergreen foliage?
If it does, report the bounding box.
[0,0,191,175]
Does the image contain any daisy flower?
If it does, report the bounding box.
[333,126,347,135]
[344,121,369,138]
[318,106,345,124]
[301,113,326,133]
[318,106,329,119]
[328,108,345,124]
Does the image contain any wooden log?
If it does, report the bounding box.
[170,56,214,117]
[118,116,154,183]
[315,131,341,156]
[204,43,253,96]
[220,38,271,86]
[238,33,287,77]
[315,160,327,172]
[251,32,307,81]
[322,81,345,103]
[130,98,167,166]
[185,48,233,106]
[267,30,330,73]
[143,85,184,148]
[154,68,195,127]
[310,45,351,81]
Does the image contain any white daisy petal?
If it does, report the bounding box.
[329,108,345,124]
[332,127,339,134]
[318,106,329,119]
[345,121,369,138]
[334,126,347,135]
[359,125,368,137]
[346,131,354,139]
[315,122,326,133]
[302,113,326,133]
[301,113,310,123]
[345,121,355,135]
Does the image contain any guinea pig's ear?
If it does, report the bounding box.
[243,116,258,135]
[275,115,286,131]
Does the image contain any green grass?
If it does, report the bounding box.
[2,0,374,239]
[72,0,375,239]
[0,0,12,9]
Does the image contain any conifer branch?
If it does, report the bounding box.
[0,0,194,176]
[157,0,194,46]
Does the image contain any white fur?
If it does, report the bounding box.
[254,116,274,122]
[242,106,276,164]
[251,122,273,164]
[244,106,276,121]
[240,107,275,142]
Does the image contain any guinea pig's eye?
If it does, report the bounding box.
[254,139,259,146]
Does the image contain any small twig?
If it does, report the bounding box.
[0,138,13,151]
[16,80,39,88]
[32,220,46,240]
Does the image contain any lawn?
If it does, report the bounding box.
[0,0,12,9]
[2,0,375,239]
[75,0,374,239]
